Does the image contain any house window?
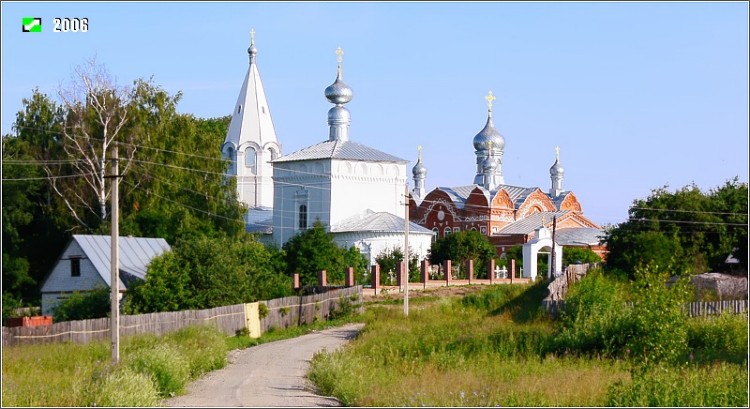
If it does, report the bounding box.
[70,258,81,277]
[299,205,308,230]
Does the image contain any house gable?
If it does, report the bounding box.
[40,240,108,294]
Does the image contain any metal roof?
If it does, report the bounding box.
[271,140,407,164]
[496,211,570,235]
[73,235,171,287]
[245,207,273,234]
[331,210,433,234]
[554,227,606,246]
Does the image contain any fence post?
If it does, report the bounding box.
[319,270,327,287]
[345,267,355,287]
[510,259,516,284]
[444,260,452,285]
[371,264,380,293]
[466,259,474,283]
[488,258,495,284]
[292,272,300,290]
[421,259,429,289]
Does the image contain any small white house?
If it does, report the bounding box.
[40,235,171,316]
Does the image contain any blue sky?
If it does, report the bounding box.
[2,1,748,226]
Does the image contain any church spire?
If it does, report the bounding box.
[325,47,353,142]
[473,91,505,186]
[222,29,281,209]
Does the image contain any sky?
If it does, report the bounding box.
[2,1,748,226]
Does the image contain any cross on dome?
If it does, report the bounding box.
[555,146,560,161]
[250,28,255,45]
[485,90,496,113]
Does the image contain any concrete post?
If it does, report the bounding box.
[371,264,380,292]
[466,259,474,283]
[293,272,300,290]
[488,259,495,284]
[345,267,354,287]
[318,270,327,287]
[510,259,516,284]
[421,259,429,289]
[444,260,452,285]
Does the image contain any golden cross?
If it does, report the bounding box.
[336,47,344,64]
[485,90,496,112]
[555,146,560,161]
[250,28,255,45]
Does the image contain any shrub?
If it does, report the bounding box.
[166,325,227,378]
[687,312,749,363]
[52,286,111,322]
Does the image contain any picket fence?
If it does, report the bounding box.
[1,286,363,347]
[542,299,748,318]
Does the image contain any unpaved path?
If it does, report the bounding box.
[162,323,364,407]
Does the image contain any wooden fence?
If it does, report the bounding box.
[542,299,748,318]
[2,286,363,347]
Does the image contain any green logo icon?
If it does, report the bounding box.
[22,17,42,32]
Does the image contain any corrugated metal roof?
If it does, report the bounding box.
[549,191,570,210]
[554,227,606,246]
[73,235,171,287]
[272,140,407,163]
[496,211,570,235]
[331,210,433,234]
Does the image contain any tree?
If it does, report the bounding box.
[375,246,420,285]
[52,286,111,322]
[429,230,497,278]
[562,247,602,267]
[124,233,291,314]
[604,179,748,278]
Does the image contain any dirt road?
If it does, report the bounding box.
[162,323,364,407]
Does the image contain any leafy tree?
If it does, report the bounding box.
[52,286,111,322]
[375,246,420,285]
[604,179,747,278]
[124,233,291,314]
[282,221,368,287]
[562,247,602,267]
[429,230,497,278]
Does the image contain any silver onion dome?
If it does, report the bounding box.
[248,28,258,63]
[550,158,564,176]
[473,115,505,152]
[325,75,353,105]
[412,158,427,178]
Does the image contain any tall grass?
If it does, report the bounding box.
[309,280,748,407]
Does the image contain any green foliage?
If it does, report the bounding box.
[553,269,632,357]
[52,286,111,322]
[124,233,292,313]
[687,312,749,364]
[605,179,748,277]
[283,221,366,286]
[606,362,748,407]
[375,246,420,284]
[165,325,228,378]
[561,246,601,266]
[626,267,692,365]
[430,230,497,278]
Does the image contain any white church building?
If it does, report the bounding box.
[223,35,432,266]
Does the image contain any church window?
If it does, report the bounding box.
[453,227,460,233]
[480,227,487,235]
[444,227,452,237]
[299,205,308,230]
[471,227,477,232]
[262,106,266,114]
[226,147,236,174]
[432,228,439,242]
[237,105,242,114]
[245,148,257,168]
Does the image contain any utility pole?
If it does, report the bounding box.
[109,143,120,364]
[404,183,409,317]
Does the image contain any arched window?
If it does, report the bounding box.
[453,227,460,233]
[245,147,256,168]
[444,227,452,237]
[225,147,236,174]
[299,205,308,230]
[432,228,439,242]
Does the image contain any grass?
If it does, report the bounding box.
[309,281,749,407]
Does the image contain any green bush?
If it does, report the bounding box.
[124,343,190,397]
[166,325,227,378]
[687,312,749,363]
[52,286,111,322]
